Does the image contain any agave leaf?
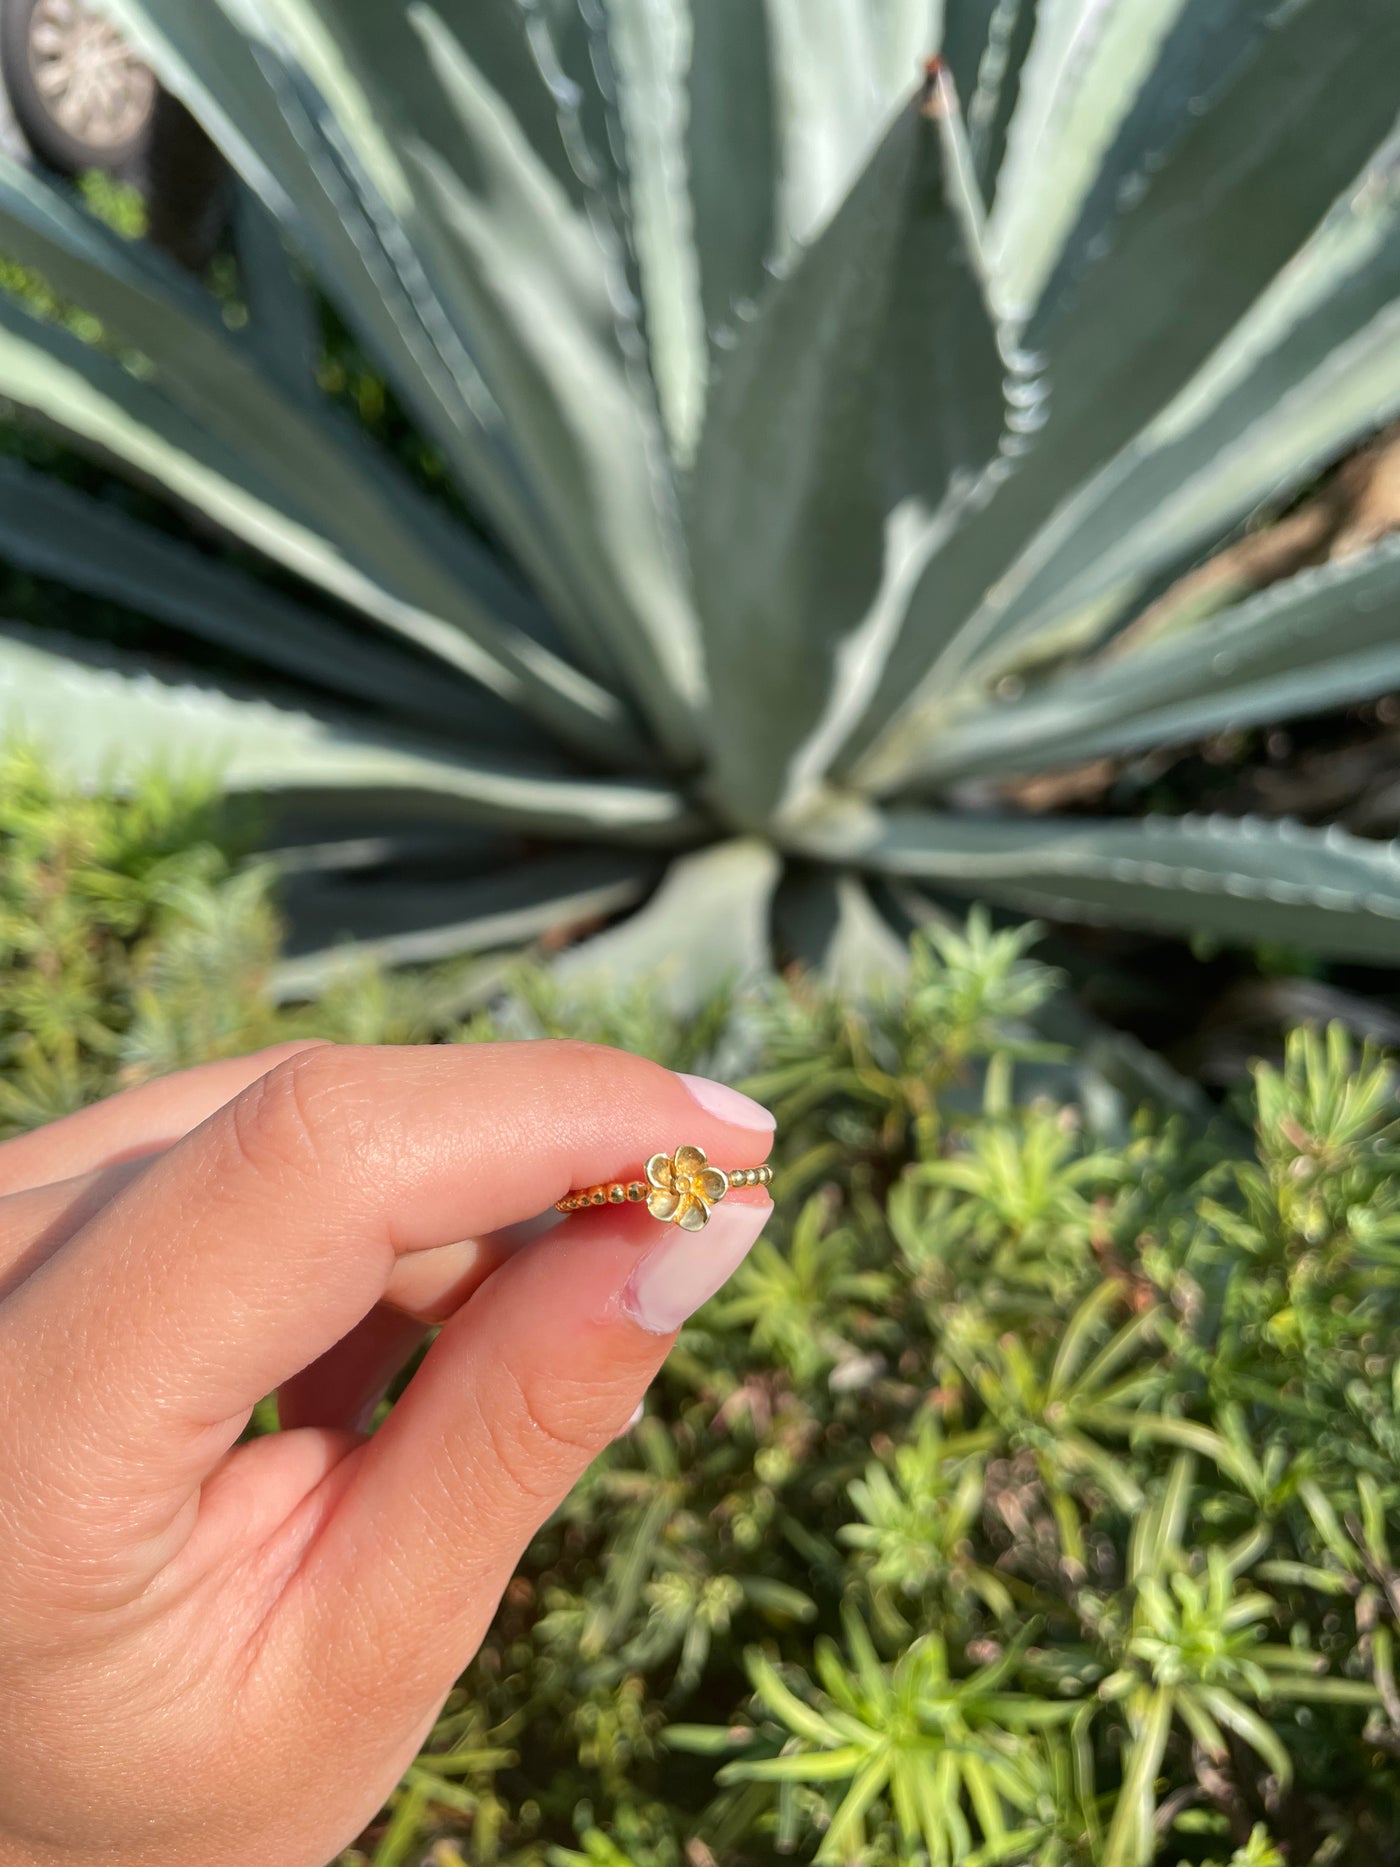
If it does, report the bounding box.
[762,0,940,247]
[0,145,234,363]
[534,0,633,208]
[913,538,1400,784]
[232,186,322,402]
[955,0,1036,206]
[271,851,658,994]
[96,0,309,224]
[0,152,614,703]
[845,811,1400,962]
[682,0,939,350]
[605,0,707,463]
[989,0,1191,317]
[265,823,507,877]
[98,0,576,622]
[241,0,708,754]
[0,628,695,842]
[0,457,533,742]
[683,0,779,353]
[1015,0,1399,364]
[689,71,1004,819]
[937,0,1002,100]
[771,868,910,991]
[992,0,1310,328]
[554,839,782,1010]
[0,294,643,763]
[965,150,1400,676]
[99,0,667,697]
[847,0,1400,777]
[611,0,941,460]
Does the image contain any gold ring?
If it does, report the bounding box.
[556,1144,773,1231]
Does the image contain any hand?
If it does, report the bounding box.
[0,1040,773,1867]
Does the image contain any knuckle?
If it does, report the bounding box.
[482,1361,630,1507]
[224,1045,348,1184]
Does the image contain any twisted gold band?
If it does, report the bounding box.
[556,1143,773,1231]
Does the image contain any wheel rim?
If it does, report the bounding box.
[27,0,156,152]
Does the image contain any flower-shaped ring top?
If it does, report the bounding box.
[645,1145,730,1231]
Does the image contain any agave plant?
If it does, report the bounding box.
[1,1,1400,994]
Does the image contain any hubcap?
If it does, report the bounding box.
[28,0,156,151]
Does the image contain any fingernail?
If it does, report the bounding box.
[623,1199,770,1336]
[677,1071,776,1132]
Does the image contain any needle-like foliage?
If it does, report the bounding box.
[3,754,1399,1865]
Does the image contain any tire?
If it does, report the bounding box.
[0,0,157,176]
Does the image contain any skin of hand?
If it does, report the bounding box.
[0,1039,774,1867]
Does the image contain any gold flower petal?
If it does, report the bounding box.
[647,1186,681,1221]
[696,1166,729,1204]
[676,1194,710,1232]
[646,1151,676,1191]
[674,1143,708,1175]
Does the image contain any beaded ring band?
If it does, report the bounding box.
[556,1144,773,1232]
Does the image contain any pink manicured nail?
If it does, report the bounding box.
[677,1072,776,1131]
[623,1199,770,1335]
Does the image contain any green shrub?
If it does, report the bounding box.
[1,757,1396,1864]
[0,744,252,1126]
[0,749,480,1129]
[2,6,1400,991]
[424,961,1400,1867]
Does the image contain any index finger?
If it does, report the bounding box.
[3,1041,774,1554]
